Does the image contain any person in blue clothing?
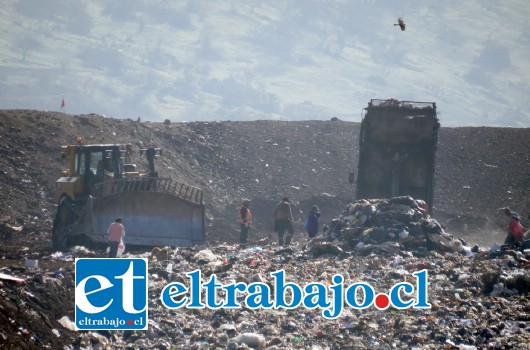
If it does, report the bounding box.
[305,205,321,239]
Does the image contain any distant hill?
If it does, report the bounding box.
[1,1,530,126]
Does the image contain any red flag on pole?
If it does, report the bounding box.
[61,96,65,109]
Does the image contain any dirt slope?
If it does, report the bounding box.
[1,110,528,246]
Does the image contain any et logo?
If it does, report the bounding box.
[75,258,148,330]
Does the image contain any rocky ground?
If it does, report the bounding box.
[0,110,529,349]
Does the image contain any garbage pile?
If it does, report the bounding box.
[94,246,530,349]
[311,196,475,257]
[1,196,529,349]
[1,239,529,349]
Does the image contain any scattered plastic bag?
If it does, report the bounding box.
[117,241,125,257]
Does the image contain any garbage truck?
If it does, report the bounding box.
[355,99,440,213]
[51,141,205,250]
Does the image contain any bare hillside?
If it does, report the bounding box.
[1,110,529,247]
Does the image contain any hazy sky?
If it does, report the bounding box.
[1,0,529,127]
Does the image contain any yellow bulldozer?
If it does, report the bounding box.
[51,141,205,250]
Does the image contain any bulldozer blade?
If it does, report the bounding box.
[75,191,205,247]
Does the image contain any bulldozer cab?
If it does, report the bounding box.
[56,144,127,202]
[80,146,124,195]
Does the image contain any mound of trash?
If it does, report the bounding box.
[1,237,529,349]
[2,194,529,349]
[307,196,474,258]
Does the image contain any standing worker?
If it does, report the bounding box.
[274,197,294,246]
[239,199,252,245]
[305,205,321,240]
[107,217,125,258]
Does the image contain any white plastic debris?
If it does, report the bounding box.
[57,316,76,331]
[25,259,38,269]
[230,333,266,349]
[193,249,218,263]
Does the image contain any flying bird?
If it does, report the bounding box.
[394,17,406,31]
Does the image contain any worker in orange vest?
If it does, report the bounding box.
[239,199,252,245]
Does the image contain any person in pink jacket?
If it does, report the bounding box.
[107,217,125,258]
